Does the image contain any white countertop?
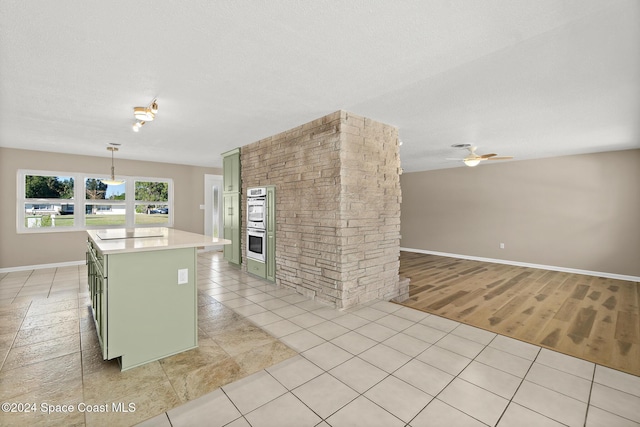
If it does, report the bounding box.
[87,227,231,254]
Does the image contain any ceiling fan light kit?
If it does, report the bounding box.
[463,158,482,167]
[132,99,158,132]
[449,144,513,167]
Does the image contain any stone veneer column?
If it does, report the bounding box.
[241,110,407,309]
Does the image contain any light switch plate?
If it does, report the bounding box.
[178,268,188,285]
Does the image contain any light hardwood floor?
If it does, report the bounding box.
[398,251,640,376]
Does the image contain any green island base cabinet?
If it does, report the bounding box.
[86,228,230,371]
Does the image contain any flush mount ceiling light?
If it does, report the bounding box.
[101,146,125,186]
[132,99,158,132]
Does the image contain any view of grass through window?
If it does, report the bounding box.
[135,181,169,225]
[20,172,172,231]
[24,175,75,228]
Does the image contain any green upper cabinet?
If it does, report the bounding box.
[222,148,241,193]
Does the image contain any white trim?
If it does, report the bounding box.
[0,260,86,274]
[17,169,174,233]
[400,247,640,282]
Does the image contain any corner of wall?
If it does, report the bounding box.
[241,111,403,309]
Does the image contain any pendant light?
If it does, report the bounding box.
[101,146,125,186]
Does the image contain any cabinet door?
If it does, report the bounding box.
[87,245,108,359]
[266,187,275,233]
[223,155,233,192]
[223,193,241,265]
[223,226,240,264]
[95,272,108,359]
[223,193,239,229]
[266,186,276,282]
[223,151,240,193]
[266,232,275,282]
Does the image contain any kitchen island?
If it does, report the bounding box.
[86,227,230,371]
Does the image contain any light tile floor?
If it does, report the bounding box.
[0,252,296,426]
[143,255,640,427]
[1,251,639,427]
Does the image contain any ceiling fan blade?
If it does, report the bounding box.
[480,153,497,158]
[487,156,513,160]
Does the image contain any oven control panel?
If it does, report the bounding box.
[248,187,267,197]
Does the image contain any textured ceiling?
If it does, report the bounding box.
[0,0,638,172]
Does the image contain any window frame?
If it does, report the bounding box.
[17,169,174,233]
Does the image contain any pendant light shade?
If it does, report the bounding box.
[101,146,125,186]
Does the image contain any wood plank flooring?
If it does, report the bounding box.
[398,251,640,376]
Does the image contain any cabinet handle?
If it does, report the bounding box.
[228,206,233,215]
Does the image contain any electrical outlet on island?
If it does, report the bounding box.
[178,268,188,285]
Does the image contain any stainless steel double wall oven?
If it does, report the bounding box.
[246,187,267,262]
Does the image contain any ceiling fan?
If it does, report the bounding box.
[447,143,513,167]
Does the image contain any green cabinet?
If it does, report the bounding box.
[247,257,266,277]
[223,149,241,193]
[222,148,241,265]
[86,239,198,371]
[223,193,241,265]
[87,242,107,358]
[266,186,276,282]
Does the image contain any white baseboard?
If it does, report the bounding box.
[400,248,640,282]
[0,260,86,274]
[4,249,637,283]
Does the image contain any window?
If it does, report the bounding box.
[22,174,75,229]
[134,180,169,225]
[84,177,127,227]
[17,170,173,233]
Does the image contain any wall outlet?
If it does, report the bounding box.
[178,268,188,285]
[499,243,505,249]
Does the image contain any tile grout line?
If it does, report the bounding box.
[0,300,33,372]
[491,340,541,427]
[77,299,88,427]
[583,362,597,427]
[235,302,417,424]
[262,307,470,426]
[402,330,486,427]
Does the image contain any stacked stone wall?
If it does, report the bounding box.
[241,110,406,308]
